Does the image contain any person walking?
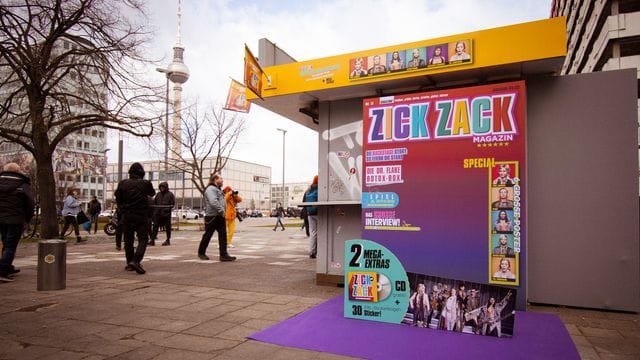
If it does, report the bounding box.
[0,163,35,282]
[303,175,319,258]
[60,188,86,243]
[150,182,175,246]
[273,202,285,231]
[223,186,242,248]
[87,195,102,234]
[198,174,236,262]
[114,163,155,274]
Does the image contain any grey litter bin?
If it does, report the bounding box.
[37,239,67,291]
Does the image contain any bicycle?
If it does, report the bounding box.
[21,205,73,240]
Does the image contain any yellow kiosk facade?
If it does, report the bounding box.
[247,17,639,312]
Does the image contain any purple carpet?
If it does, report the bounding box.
[249,296,579,359]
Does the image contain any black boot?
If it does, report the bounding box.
[161,240,170,246]
[218,236,236,261]
[148,239,155,246]
[76,236,87,243]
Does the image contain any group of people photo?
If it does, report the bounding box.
[490,163,518,282]
[349,40,472,79]
[403,273,516,338]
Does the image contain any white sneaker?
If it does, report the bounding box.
[228,244,235,248]
[0,274,15,282]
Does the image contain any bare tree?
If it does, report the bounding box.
[151,102,246,199]
[0,1,161,238]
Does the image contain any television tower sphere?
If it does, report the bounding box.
[167,46,189,84]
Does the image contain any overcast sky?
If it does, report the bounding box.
[109,0,551,183]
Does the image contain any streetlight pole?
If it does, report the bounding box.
[276,128,287,207]
[102,148,111,206]
[156,67,171,175]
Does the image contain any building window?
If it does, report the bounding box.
[90,176,96,184]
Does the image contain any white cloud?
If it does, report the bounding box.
[110,0,550,183]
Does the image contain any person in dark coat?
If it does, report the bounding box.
[0,163,35,282]
[150,181,175,246]
[114,163,155,274]
[87,196,102,234]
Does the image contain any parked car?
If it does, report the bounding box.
[249,210,263,217]
[172,209,200,220]
[99,210,114,218]
[286,207,302,218]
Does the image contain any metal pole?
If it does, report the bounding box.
[276,128,287,207]
[103,149,110,206]
[164,75,169,174]
[282,131,285,206]
[117,138,123,182]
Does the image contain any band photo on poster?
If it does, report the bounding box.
[403,273,516,338]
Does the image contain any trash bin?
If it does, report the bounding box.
[37,239,66,291]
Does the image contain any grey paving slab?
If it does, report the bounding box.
[1,218,638,359]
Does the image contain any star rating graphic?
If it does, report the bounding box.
[477,142,510,148]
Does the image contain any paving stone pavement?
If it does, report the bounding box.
[1,218,638,359]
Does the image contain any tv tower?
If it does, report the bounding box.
[165,0,189,159]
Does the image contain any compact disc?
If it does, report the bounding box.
[377,273,391,301]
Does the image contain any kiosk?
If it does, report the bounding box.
[249,17,639,312]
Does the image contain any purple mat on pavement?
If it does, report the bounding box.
[249,296,579,360]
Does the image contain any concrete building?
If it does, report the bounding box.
[271,181,311,209]
[0,35,108,206]
[105,158,271,212]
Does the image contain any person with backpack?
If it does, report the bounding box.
[87,196,102,234]
[303,175,319,258]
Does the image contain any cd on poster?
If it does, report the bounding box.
[377,273,391,301]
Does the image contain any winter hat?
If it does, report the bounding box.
[312,175,318,185]
[223,186,232,193]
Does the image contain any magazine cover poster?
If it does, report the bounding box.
[362,81,526,299]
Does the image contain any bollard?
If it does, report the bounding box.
[37,239,66,291]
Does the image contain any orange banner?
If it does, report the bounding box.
[244,45,263,99]
[224,79,251,113]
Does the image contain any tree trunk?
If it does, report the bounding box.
[32,115,59,238]
[36,155,59,238]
